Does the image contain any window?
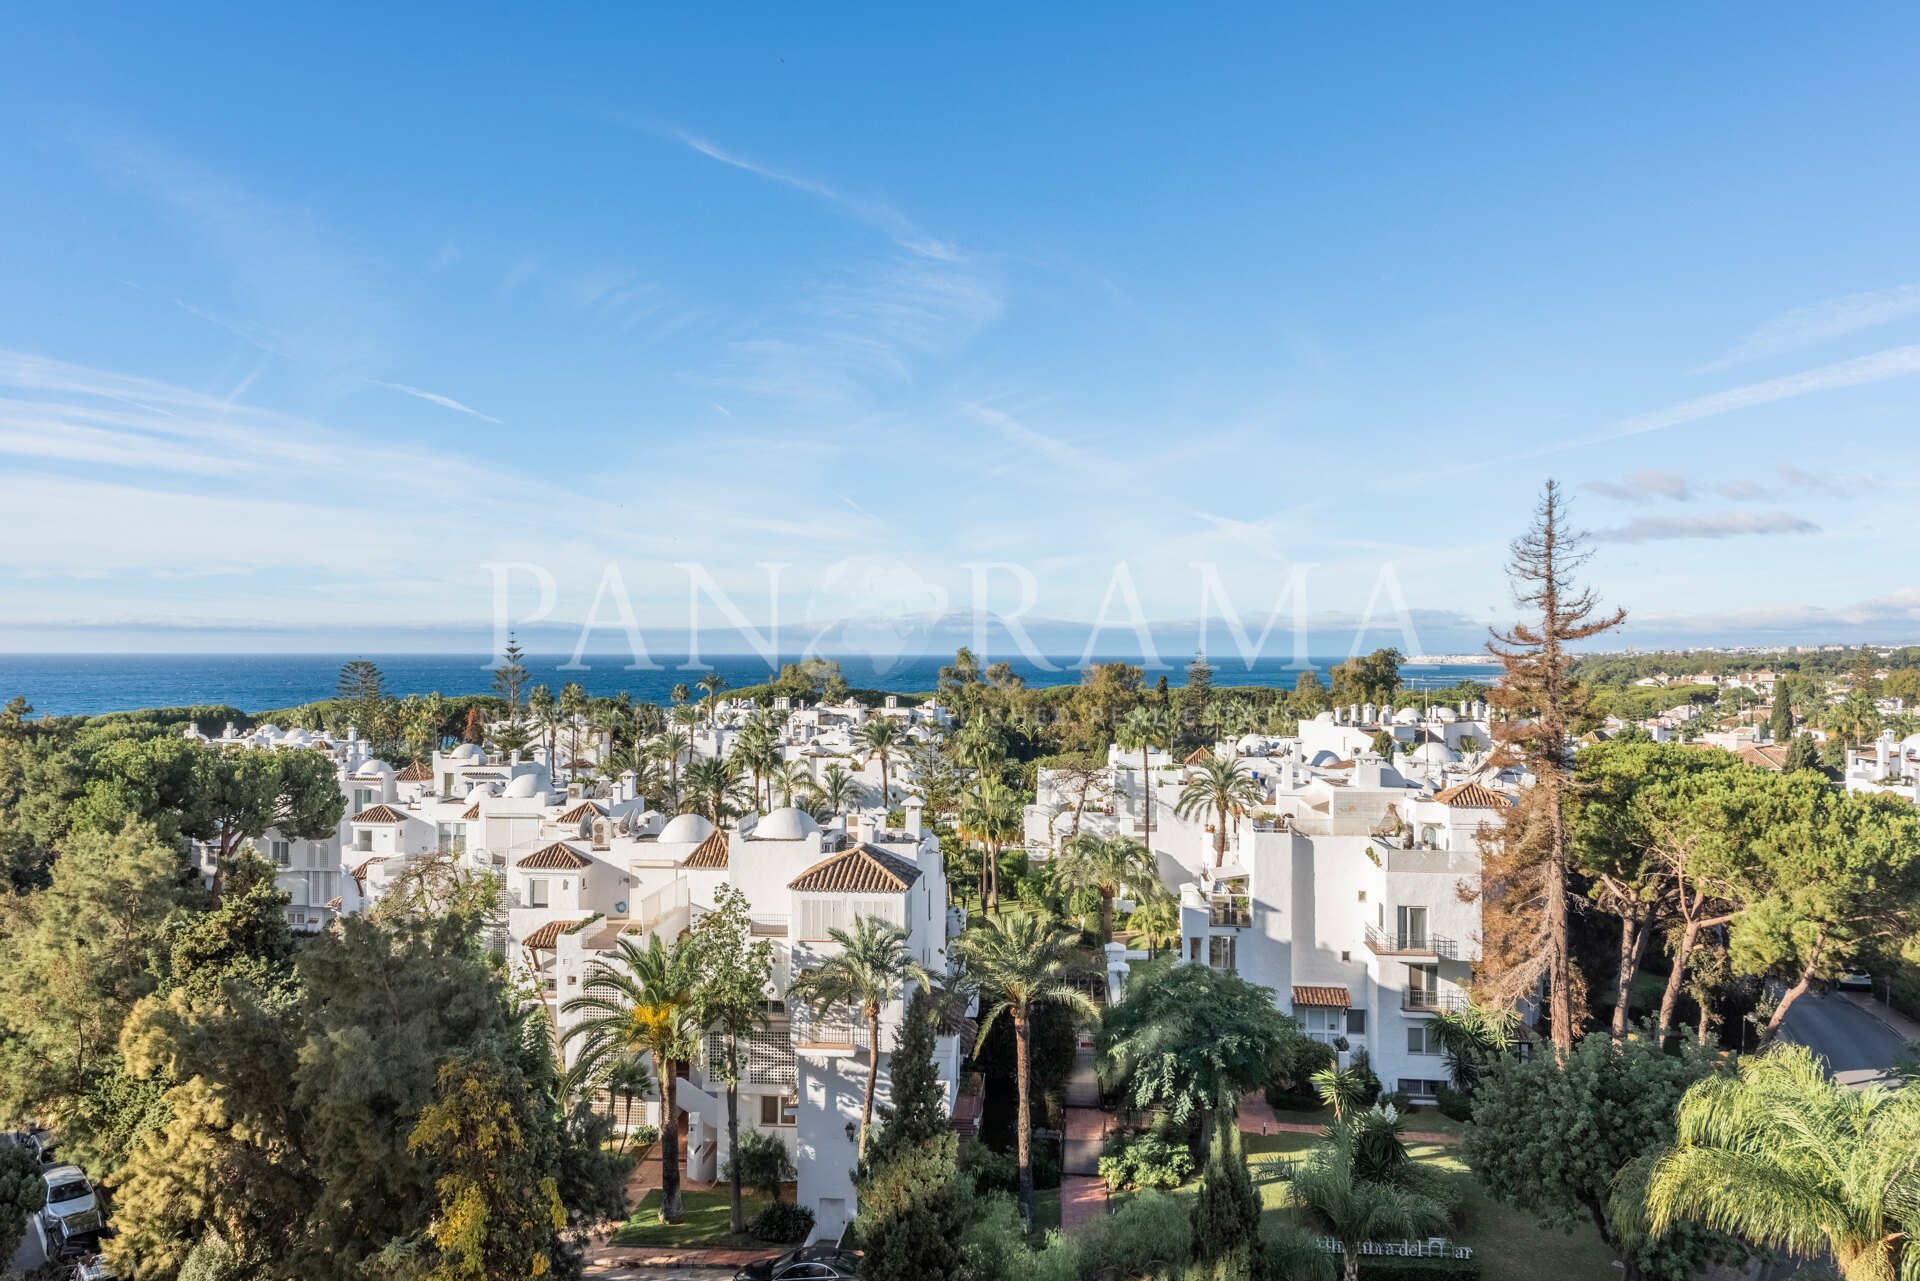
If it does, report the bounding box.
[527,879,550,908]
[1398,1078,1446,1099]
[353,788,375,811]
[1301,1007,1342,1045]
[759,1094,797,1126]
[268,839,291,867]
[1396,906,1429,950]
[1356,890,1367,902]
[355,830,372,852]
[1207,934,1236,973]
[1407,1024,1439,1055]
[1345,1009,1367,1036]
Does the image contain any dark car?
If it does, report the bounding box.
[732,1244,861,1281]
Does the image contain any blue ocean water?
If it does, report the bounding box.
[0,653,1502,718]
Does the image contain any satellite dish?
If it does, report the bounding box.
[613,901,629,915]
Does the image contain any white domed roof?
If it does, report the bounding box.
[1414,742,1460,765]
[1312,711,1336,724]
[754,807,821,841]
[502,773,541,799]
[355,759,394,777]
[1394,707,1420,725]
[452,743,483,760]
[258,723,281,736]
[1434,707,1458,723]
[284,728,312,745]
[659,813,716,844]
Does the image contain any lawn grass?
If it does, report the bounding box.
[609,1188,776,1248]
[1030,1186,1062,1234]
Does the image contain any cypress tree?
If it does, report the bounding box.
[866,988,948,1167]
[1768,684,1792,744]
[1189,1119,1263,1277]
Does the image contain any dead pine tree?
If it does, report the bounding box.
[1480,480,1625,1060]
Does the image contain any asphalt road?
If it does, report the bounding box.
[8,1211,47,1274]
[1779,992,1909,1085]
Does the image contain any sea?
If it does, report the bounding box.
[0,653,1503,719]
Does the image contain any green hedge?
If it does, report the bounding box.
[1359,1257,1482,1281]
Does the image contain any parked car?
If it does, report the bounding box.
[40,1164,104,1243]
[2,1130,45,1163]
[1839,972,1873,991]
[732,1244,861,1281]
[73,1256,119,1280]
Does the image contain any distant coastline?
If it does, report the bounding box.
[0,652,1504,719]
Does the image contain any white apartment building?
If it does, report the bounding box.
[1032,702,1507,1101]
[1843,730,1920,806]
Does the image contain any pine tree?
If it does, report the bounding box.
[1189,1119,1262,1278]
[1783,733,1822,774]
[1768,685,1793,744]
[866,988,948,1168]
[1483,481,1625,1058]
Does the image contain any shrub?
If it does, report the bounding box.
[626,1124,660,1151]
[1265,1084,1325,1113]
[1358,1258,1482,1281]
[1098,1129,1196,1192]
[1350,1048,1384,1106]
[960,1144,1018,1197]
[723,1129,796,1201]
[1434,1085,1474,1123]
[1378,1090,1412,1113]
[747,1200,815,1243]
[1079,1190,1193,1276]
[1030,1135,1063,1191]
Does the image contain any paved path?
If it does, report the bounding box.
[1781,992,1913,1086]
[1060,1175,1109,1235]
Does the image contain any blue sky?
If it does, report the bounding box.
[2,5,1918,656]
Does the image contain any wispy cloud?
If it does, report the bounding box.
[1584,469,1694,503]
[1696,282,1920,372]
[1593,509,1818,544]
[371,381,503,424]
[657,125,959,261]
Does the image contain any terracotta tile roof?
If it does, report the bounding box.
[462,802,482,820]
[1183,747,1213,766]
[349,804,409,824]
[556,800,607,824]
[1292,985,1350,1008]
[324,895,344,911]
[516,842,592,870]
[394,761,433,782]
[464,771,506,780]
[682,828,731,869]
[1433,781,1508,809]
[788,843,922,893]
[350,857,386,883]
[568,757,596,769]
[523,917,590,949]
[1736,744,1788,771]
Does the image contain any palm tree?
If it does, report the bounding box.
[1053,833,1161,941]
[1311,1064,1366,1122]
[1293,1128,1448,1281]
[859,717,904,808]
[1115,705,1171,854]
[684,754,746,825]
[529,684,559,764]
[1176,756,1264,866]
[733,723,780,813]
[954,914,1099,1230]
[771,759,813,809]
[1647,1044,1920,1281]
[697,671,726,725]
[560,680,590,774]
[957,776,1022,913]
[604,1054,656,1153]
[813,761,860,817]
[1127,896,1180,956]
[786,918,930,1161]
[670,682,690,708]
[563,934,699,1222]
[1828,689,1883,750]
[652,729,691,795]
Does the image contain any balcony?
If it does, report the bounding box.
[1364,925,1457,959]
[1400,988,1465,1014]
[749,914,789,937]
[1209,894,1252,929]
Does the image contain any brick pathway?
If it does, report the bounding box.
[1059,1175,1109,1235]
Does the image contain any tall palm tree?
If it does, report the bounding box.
[697,671,726,725]
[954,914,1099,1230]
[1053,833,1161,941]
[859,717,904,808]
[670,682,690,708]
[683,754,746,825]
[813,762,860,817]
[1116,705,1171,855]
[1648,1044,1920,1281]
[733,723,780,813]
[529,684,559,764]
[1176,756,1264,866]
[652,729,691,795]
[559,680,590,774]
[1828,689,1883,750]
[786,918,930,1161]
[563,934,699,1222]
[1293,1128,1448,1281]
[957,776,1022,913]
[604,1054,656,1153]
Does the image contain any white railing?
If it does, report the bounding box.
[635,879,688,927]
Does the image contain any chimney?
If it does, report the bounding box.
[510,749,521,766]
[619,770,637,803]
[347,726,358,743]
[904,797,924,839]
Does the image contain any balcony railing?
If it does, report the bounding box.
[1400,988,1465,1013]
[749,914,789,937]
[1364,925,1457,959]
[1209,895,1252,928]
